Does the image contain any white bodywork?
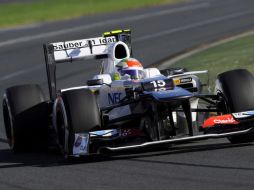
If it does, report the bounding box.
[101,42,130,75]
[98,80,131,120]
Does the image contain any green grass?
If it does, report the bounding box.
[0,0,184,28]
[173,33,254,89]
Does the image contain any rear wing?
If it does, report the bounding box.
[43,29,131,100]
[52,36,117,63]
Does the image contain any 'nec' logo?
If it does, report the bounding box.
[108,93,121,104]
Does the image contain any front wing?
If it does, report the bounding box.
[71,110,254,156]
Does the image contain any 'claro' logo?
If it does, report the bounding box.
[213,117,236,124]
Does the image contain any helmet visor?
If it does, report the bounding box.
[121,69,144,79]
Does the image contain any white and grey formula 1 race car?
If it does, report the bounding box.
[3,29,254,158]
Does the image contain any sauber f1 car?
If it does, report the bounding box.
[3,29,254,158]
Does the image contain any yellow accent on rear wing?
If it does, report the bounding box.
[103,29,131,37]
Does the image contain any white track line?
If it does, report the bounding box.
[0,23,41,33]
[0,2,209,48]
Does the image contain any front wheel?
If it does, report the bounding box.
[54,88,101,157]
[216,69,254,143]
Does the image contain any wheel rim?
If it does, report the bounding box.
[56,108,69,157]
[3,100,15,149]
[57,110,65,148]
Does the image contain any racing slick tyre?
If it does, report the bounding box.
[54,89,101,158]
[2,84,49,152]
[216,69,254,144]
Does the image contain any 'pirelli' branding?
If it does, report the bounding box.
[180,77,192,83]
[53,37,117,51]
[174,77,192,85]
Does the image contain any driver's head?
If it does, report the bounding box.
[116,58,144,80]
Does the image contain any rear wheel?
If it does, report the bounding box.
[3,84,49,151]
[54,89,101,157]
[216,69,254,143]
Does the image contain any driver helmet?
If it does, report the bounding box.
[116,58,145,80]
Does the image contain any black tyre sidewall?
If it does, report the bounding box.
[55,89,101,156]
[217,69,254,112]
[2,84,47,151]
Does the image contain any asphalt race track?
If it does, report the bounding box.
[1,0,254,189]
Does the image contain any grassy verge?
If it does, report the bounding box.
[173,33,254,89]
[0,0,184,28]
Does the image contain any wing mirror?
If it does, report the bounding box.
[160,67,187,76]
[87,79,103,86]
